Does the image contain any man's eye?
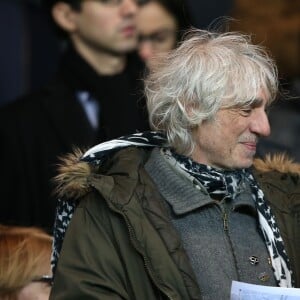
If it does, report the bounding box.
[136,0,150,4]
[98,0,121,5]
[153,33,169,43]
[97,0,148,5]
[240,108,252,116]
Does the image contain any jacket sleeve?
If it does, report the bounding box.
[49,193,131,300]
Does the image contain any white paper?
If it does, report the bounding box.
[230,281,300,300]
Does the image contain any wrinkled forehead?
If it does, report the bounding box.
[220,72,276,109]
[219,90,274,113]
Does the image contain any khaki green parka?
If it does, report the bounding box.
[50,148,300,299]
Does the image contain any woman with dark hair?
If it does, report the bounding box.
[137,0,192,69]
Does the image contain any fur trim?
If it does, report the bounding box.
[53,150,299,200]
[54,148,92,200]
[254,153,300,174]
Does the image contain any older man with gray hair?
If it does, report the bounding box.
[50,29,300,299]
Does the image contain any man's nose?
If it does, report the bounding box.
[120,0,138,16]
[250,109,271,137]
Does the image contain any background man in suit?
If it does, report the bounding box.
[0,0,149,232]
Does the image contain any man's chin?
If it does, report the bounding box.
[117,38,138,53]
[230,154,255,169]
[239,150,256,168]
[239,157,255,169]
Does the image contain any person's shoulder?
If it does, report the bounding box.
[253,153,300,195]
[0,92,39,114]
[0,93,40,126]
[0,80,65,111]
[253,154,300,175]
[54,147,150,202]
[253,155,300,228]
[0,77,73,125]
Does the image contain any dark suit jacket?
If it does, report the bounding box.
[0,49,148,232]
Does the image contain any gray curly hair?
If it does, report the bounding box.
[145,29,278,155]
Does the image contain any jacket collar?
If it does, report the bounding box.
[145,148,256,215]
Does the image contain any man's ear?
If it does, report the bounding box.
[51,2,78,33]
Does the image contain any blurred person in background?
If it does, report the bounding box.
[136,0,192,70]
[0,225,52,300]
[0,0,150,232]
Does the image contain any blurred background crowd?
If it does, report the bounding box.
[1,0,299,158]
[0,0,231,104]
[1,1,299,98]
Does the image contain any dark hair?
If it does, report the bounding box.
[147,0,193,42]
[42,0,82,39]
[44,0,82,10]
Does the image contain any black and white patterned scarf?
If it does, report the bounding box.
[51,132,293,287]
[165,149,246,201]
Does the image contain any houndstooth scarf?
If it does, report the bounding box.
[51,131,293,287]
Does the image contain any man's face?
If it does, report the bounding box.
[70,0,140,55]
[191,90,271,169]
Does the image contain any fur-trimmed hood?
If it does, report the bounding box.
[55,131,167,200]
[253,154,300,174]
[54,145,300,202]
[55,148,92,200]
